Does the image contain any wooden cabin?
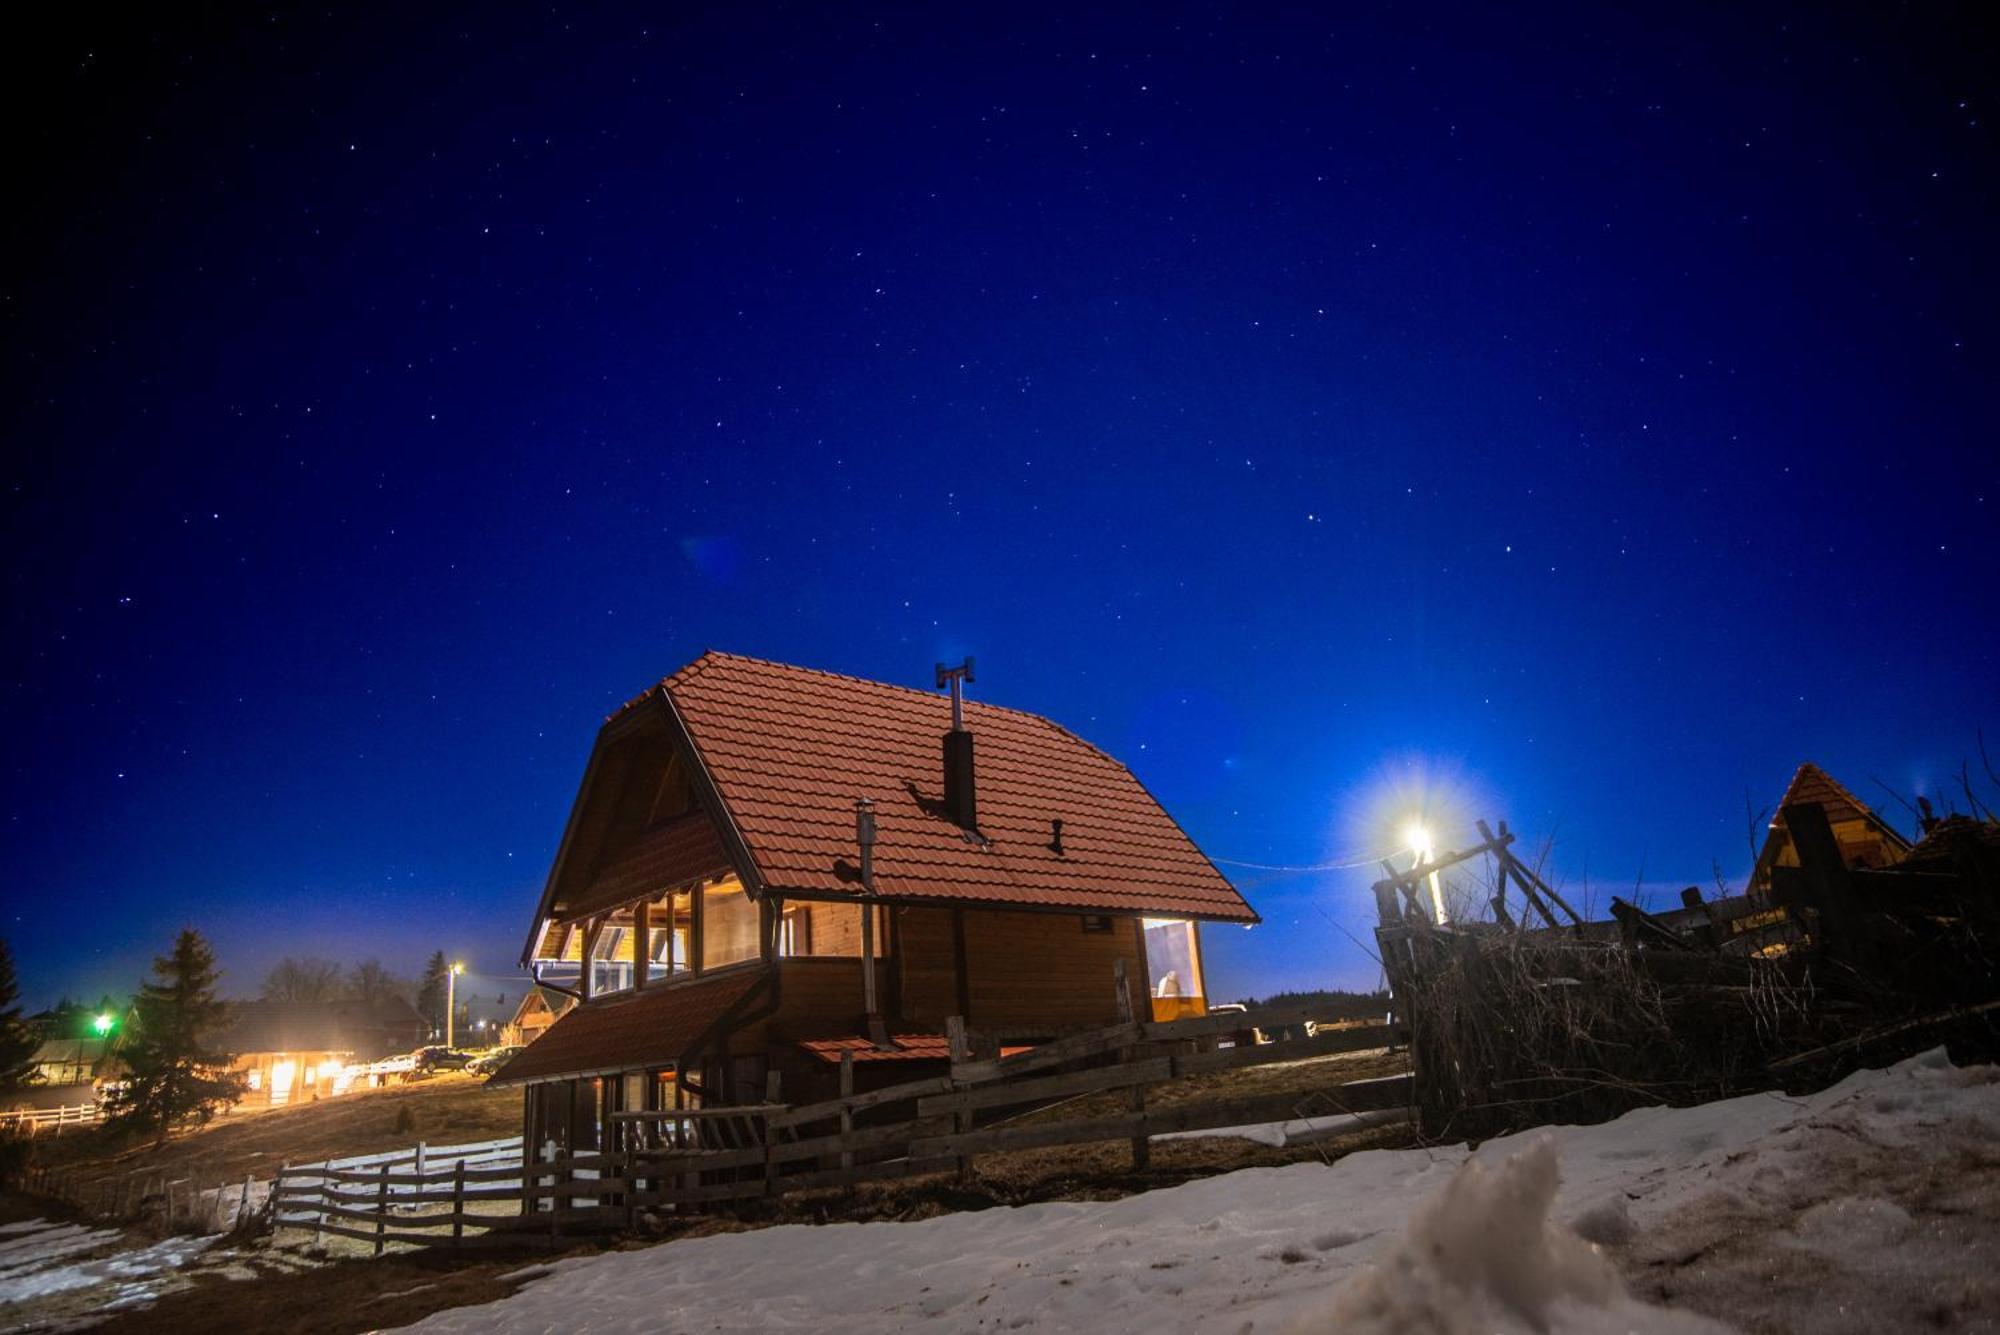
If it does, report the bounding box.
[488,652,1258,1155]
[501,987,576,1047]
[218,998,427,1109]
[1747,763,1913,899]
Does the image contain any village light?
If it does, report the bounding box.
[92,1013,114,1036]
[446,961,466,1049]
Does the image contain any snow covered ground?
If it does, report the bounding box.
[0,1219,215,1329]
[398,1048,2000,1334]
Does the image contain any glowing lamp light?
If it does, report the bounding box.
[92,1013,114,1036]
[1405,820,1449,925]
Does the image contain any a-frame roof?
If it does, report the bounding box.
[1749,761,1913,889]
[524,652,1256,955]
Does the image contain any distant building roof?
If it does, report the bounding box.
[1749,762,1914,894]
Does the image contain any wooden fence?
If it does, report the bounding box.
[269,1134,529,1251]
[0,1102,99,1134]
[266,992,1409,1253]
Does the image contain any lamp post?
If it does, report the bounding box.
[446,962,465,1048]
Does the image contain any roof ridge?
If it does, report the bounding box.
[1779,761,1911,848]
[633,649,1079,730]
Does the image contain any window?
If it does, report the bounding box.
[1080,914,1113,933]
[778,905,810,957]
[589,922,634,996]
[702,879,760,969]
[1142,918,1205,1022]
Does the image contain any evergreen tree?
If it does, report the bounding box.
[416,951,449,1038]
[0,940,37,1092]
[103,930,245,1145]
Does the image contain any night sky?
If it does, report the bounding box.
[4,4,1994,1010]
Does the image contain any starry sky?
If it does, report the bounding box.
[4,4,1994,1010]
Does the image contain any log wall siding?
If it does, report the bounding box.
[892,906,1146,1031]
[894,907,960,1026]
[800,900,878,958]
[962,909,1146,1031]
[771,958,885,1038]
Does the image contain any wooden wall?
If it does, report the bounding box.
[892,906,1146,1033]
[770,957,883,1039]
[800,900,879,957]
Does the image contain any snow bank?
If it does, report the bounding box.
[0,1219,213,1308]
[1288,1140,1726,1334]
[395,1049,2000,1334]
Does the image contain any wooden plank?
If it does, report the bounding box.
[950,1021,1144,1083]
[916,1056,1172,1117]
[1171,1024,1400,1077]
[768,1076,955,1129]
[907,1075,1413,1159]
[773,1155,957,1195]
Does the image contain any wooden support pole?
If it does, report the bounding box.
[1112,959,1150,1171]
[838,1052,855,1178]
[633,898,652,990]
[374,1162,389,1256]
[452,1161,466,1246]
[945,1015,974,1181]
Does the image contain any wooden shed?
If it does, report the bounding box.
[487,652,1257,1156]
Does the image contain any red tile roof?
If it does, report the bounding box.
[486,970,762,1086]
[626,652,1257,923]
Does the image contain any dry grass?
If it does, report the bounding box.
[30,1074,519,1207]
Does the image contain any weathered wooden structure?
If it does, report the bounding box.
[1375,770,2000,1139]
[489,652,1258,1161]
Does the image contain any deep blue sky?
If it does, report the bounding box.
[4,4,1994,1009]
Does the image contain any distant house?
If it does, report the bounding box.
[27,1037,114,1088]
[501,987,576,1048]
[218,997,427,1110]
[489,651,1257,1157]
[1748,762,1913,898]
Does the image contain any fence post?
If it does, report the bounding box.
[838,1052,855,1179]
[1114,960,1150,1171]
[237,1175,254,1232]
[945,1016,974,1182]
[374,1161,389,1257]
[452,1160,466,1247]
[414,1140,426,1179]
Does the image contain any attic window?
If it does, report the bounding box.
[1080,915,1113,934]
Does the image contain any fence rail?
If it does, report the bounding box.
[1,1102,99,1133]
[267,998,1408,1254]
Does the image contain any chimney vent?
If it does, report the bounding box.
[935,658,977,830]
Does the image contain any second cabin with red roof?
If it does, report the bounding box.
[489,652,1258,1155]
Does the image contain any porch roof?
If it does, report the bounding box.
[485,970,762,1087]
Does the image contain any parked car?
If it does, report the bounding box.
[467,1045,523,1076]
[1208,1002,1263,1049]
[409,1045,477,1076]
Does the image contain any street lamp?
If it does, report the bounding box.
[1404,822,1448,925]
[92,1013,114,1037]
[446,962,465,1048]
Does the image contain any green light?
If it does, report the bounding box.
[92,1013,114,1036]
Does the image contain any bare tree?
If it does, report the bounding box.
[261,956,343,1003]
[345,959,411,1005]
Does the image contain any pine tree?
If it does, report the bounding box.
[0,940,37,1092]
[416,951,449,1038]
[103,930,245,1145]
